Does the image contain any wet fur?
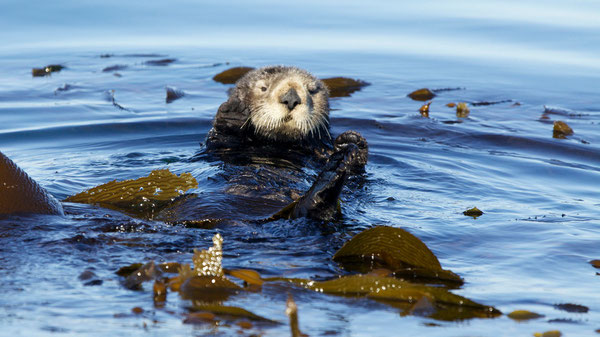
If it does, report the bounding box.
[206,66,332,153]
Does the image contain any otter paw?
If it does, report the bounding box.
[334,130,368,174]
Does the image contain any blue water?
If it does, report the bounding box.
[1,1,599,336]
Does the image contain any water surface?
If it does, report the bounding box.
[1,1,599,336]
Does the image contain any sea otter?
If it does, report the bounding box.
[201,66,368,221]
[0,66,368,222]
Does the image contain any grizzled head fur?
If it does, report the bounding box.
[232,66,330,142]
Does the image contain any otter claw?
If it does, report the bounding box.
[334,130,368,175]
[269,141,364,221]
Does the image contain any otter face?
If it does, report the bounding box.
[238,66,330,142]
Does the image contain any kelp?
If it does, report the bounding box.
[463,207,484,218]
[212,66,369,97]
[226,269,264,286]
[124,261,162,290]
[116,231,498,323]
[188,304,277,323]
[553,121,573,139]
[166,86,185,103]
[32,64,64,77]
[507,310,544,321]
[179,275,241,302]
[534,331,562,337]
[419,102,431,117]
[456,102,470,118]
[177,233,243,301]
[408,88,435,101]
[291,274,499,320]
[321,77,370,98]
[64,169,198,216]
[554,303,588,313]
[143,58,176,66]
[286,295,307,337]
[333,226,463,285]
[213,67,254,84]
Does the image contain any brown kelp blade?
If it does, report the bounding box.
[212,66,369,98]
[213,67,255,84]
[64,169,198,216]
[333,226,463,285]
[304,274,500,320]
[0,151,64,215]
[322,77,370,98]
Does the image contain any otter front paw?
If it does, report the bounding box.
[334,130,368,174]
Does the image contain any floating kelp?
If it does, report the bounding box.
[419,102,431,117]
[0,151,64,215]
[166,86,185,103]
[590,260,600,269]
[321,77,370,98]
[463,207,483,218]
[293,274,499,320]
[213,67,254,84]
[456,102,470,118]
[154,279,167,306]
[227,269,264,286]
[116,263,144,277]
[64,169,198,216]
[102,64,128,72]
[470,100,512,106]
[176,233,243,302]
[188,304,277,323]
[193,233,224,277]
[332,226,463,285]
[534,330,562,337]
[286,295,306,337]
[507,310,544,321]
[212,67,369,97]
[553,121,574,139]
[158,262,183,274]
[179,275,241,302]
[170,218,225,229]
[408,88,435,101]
[124,261,162,290]
[32,64,64,77]
[143,58,176,66]
[554,303,589,313]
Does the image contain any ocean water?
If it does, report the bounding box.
[1,1,599,336]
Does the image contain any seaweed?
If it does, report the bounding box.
[408,88,435,101]
[166,86,185,103]
[333,226,463,286]
[553,121,574,139]
[321,77,370,98]
[64,169,198,216]
[213,67,254,84]
[32,64,65,77]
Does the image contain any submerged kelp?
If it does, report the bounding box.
[64,169,198,216]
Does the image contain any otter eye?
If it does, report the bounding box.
[308,83,320,94]
[261,86,267,92]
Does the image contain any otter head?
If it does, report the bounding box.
[235,66,330,143]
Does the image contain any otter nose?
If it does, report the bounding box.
[279,88,301,111]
